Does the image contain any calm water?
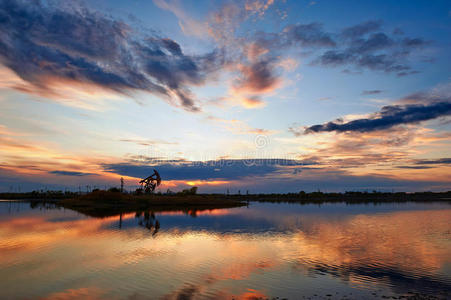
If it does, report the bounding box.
[0,201,450,299]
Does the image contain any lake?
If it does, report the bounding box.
[0,200,450,299]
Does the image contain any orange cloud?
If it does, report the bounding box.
[290,125,451,182]
[245,0,275,16]
[241,96,266,108]
[234,62,281,95]
[245,42,269,61]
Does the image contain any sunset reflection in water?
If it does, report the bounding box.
[0,202,450,299]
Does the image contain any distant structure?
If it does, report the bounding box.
[120,177,124,193]
[139,169,161,194]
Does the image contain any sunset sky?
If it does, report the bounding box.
[0,0,450,193]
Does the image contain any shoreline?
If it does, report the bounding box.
[2,190,450,218]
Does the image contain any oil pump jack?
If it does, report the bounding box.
[139,169,161,194]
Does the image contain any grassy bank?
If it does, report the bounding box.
[48,190,247,217]
[236,191,451,204]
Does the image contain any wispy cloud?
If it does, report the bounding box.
[244,0,275,17]
[206,115,275,135]
[0,0,225,111]
[153,0,209,38]
[49,171,97,176]
[119,139,178,146]
[253,20,429,76]
[282,22,336,47]
[362,90,383,95]
[341,20,382,39]
[312,20,429,76]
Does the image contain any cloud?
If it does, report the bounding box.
[233,19,429,95]
[153,0,209,38]
[241,96,266,108]
[282,122,451,188]
[0,0,223,111]
[316,50,413,76]
[318,97,332,101]
[49,171,97,176]
[247,19,428,76]
[310,21,429,76]
[400,82,451,104]
[119,139,178,146]
[352,32,395,53]
[282,23,336,47]
[153,1,430,111]
[0,0,433,117]
[415,158,451,165]
[244,42,269,61]
[245,0,275,17]
[206,116,274,135]
[301,102,451,134]
[341,20,382,39]
[396,165,434,170]
[288,126,419,169]
[103,158,306,181]
[227,55,284,109]
[233,60,280,94]
[207,2,246,47]
[362,90,383,95]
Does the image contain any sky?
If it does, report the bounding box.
[0,0,450,193]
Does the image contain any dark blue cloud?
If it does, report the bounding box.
[350,32,395,53]
[396,166,433,170]
[315,50,353,66]
[301,102,451,134]
[415,158,451,165]
[362,90,383,95]
[311,21,429,76]
[101,158,451,193]
[49,171,97,176]
[341,20,382,39]
[252,20,428,78]
[283,23,336,47]
[103,159,307,181]
[0,0,222,111]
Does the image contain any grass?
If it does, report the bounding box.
[52,190,247,217]
[226,191,451,204]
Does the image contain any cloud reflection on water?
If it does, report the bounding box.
[0,202,450,299]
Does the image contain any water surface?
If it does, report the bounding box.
[0,201,450,299]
